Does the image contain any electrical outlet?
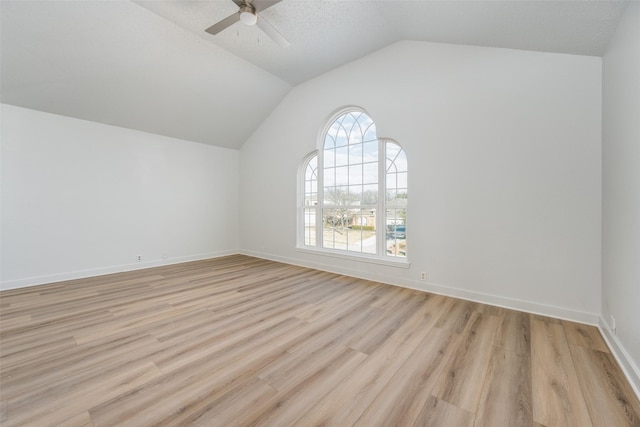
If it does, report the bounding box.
[610,315,616,334]
[420,272,426,281]
[136,255,142,262]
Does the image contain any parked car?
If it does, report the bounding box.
[386,225,406,239]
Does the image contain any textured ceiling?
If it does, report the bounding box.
[1,0,629,149]
[137,0,628,84]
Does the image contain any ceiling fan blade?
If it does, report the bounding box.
[205,12,240,35]
[256,15,290,48]
[253,0,283,13]
[231,0,245,7]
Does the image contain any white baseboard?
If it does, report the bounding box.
[599,318,640,400]
[5,249,599,326]
[240,250,600,325]
[0,250,239,291]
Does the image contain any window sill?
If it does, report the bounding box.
[296,247,411,268]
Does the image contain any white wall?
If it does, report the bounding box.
[1,104,239,290]
[601,1,640,393]
[240,41,602,323]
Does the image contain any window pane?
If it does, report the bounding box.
[303,155,319,246]
[323,208,376,254]
[335,166,349,186]
[304,208,317,246]
[387,192,407,208]
[335,126,349,148]
[324,148,335,168]
[386,189,397,203]
[395,152,408,172]
[335,146,348,166]
[305,188,317,206]
[349,164,363,185]
[386,172,397,191]
[324,186,350,205]
[323,208,348,250]
[324,168,335,187]
[363,141,378,162]
[397,172,408,189]
[323,187,334,205]
[363,162,378,184]
[386,158,396,174]
[349,185,362,204]
[324,131,336,149]
[386,142,407,174]
[349,143,363,164]
[386,143,402,164]
[350,209,377,254]
[385,208,406,258]
[305,156,317,179]
[363,123,377,142]
[305,179,318,193]
[362,184,378,204]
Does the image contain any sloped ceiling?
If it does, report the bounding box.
[0,0,628,149]
[0,0,291,149]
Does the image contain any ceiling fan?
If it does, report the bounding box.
[205,0,290,48]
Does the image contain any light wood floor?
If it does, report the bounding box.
[1,255,639,426]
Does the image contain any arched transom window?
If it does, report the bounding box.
[300,108,408,261]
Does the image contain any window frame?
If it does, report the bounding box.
[297,107,409,267]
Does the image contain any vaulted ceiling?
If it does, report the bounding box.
[0,0,629,149]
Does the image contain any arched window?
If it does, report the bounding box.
[299,108,408,262]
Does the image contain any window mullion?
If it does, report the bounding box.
[316,150,324,248]
[377,138,386,256]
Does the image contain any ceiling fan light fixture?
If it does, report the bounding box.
[205,0,289,47]
[239,6,257,26]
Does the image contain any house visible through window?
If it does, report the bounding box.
[299,108,407,261]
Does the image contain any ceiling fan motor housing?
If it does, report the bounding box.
[239,4,257,25]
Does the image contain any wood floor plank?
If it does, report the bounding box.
[89,320,300,426]
[346,293,427,354]
[531,318,593,426]
[494,309,531,356]
[1,255,638,426]
[245,347,368,427]
[290,294,455,426]
[354,327,457,427]
[387,293,453,347]
[0,336,79,373]
[434,298,478,334]
[5,361,163,427]
[153,315,305,374]
[569,345,640,426]
[294,279,370,322]
[257,339,354,391]
[432,312,501,413]
[58,411,94,427]
[290,304,385,355]
[0,314,31,330]
[294,338,416,426]
[1,333,161,399]
[563,320,610,353]
[413,395,475,427]
[474,311,533,426]
[191,377,278,426]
